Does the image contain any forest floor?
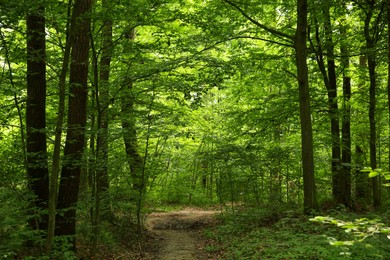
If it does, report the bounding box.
[142,207,220,260]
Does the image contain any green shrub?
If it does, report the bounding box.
[0,188,45,258]
[203,204,390,259]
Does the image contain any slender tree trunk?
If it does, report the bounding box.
[121,80,144,226]
[311,4,342,204]
[295,0,317,213]
[0,29,28,172]
[122,88,144,189]
[340,12,352,208]
[387,0,390,180]
[90,1,112,255]
[96,0,112,193]
[121,30,144,203]
[46,0,73,253]
[368,53,380,207]
[323,5,342,205]
[26,6,49,231]
[56,0,92,249]
[364,6,381,208]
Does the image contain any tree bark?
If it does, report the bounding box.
[56,0,92,249]
[121,85,144,191]
[364,4,381,208]
[311,4,342,205]
[121,30,144,197]
[96,0,112,193]
[340,10,352,208]
[295,0,317,213]
[387,0,390,185]
[26,6,49,231]
[45,0,73,253]
[90,1,112,255]
[323,4,342,205]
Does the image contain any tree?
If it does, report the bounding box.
[46,0,74,254]
[89,0,113,254]
[387,0,390,177]
[362,0,385,208]
[55,0,92,248]
[26,3,49,231]
[95,0,112,195]
[120,29,145,231]
[223,0,317,212]
[309,0,342,205]
[295,0,317,213]
[339,4,352,208]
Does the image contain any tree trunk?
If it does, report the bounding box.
[387,0,390,184]
[340,11,352,208]
[26,6,49,231]
[364,6,381,208]
[45,1,73,253]
[368,53,380,207]
[96,0,112,193]
[121,30,144,200]
[295,0,317,213]
[56,0,92,249]
[121,80,144,202]
[311,4,342,205]
[323,5,342,205]
[90,1,112,255]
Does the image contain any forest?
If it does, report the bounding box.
[2,0,390,258]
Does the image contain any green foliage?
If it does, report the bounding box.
[0,188,44,258]
[2,0,390,257]
[361,167,390,185]
[205,206,390,259]
[310,215,390,256]
[50,236,77,260]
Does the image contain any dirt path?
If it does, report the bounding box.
[145,208,219,260]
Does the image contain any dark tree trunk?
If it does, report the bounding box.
[122,84,144,193]
[368,53,380,207]
[26,6,49,231]
[121,30,144,196]
[120,30,145,232]
[96,0,112,193]
[340,17,352,207]
[45,1,73,252]
[295,0,317,213]
[56,0,92,248]
[121,81,144,231]
[364,5,381,208]
[311,3,342,205]
[90,1,112,254]
[323,5,342,205]
[387,0,390,184]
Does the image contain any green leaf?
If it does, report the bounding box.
[380,228,390,234]
[330,240,354,246]
[360,167,372,173]
[368,171,380,178]
[342,224,358,229]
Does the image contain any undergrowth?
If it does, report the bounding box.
[203,204,390,259]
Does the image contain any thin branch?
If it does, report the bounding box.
[222,0,294,44]
[0,28,28,170]
[201,35,294,52]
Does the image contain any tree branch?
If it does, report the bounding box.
[222,0,294,45]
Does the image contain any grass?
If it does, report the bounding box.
[203,205,390,259]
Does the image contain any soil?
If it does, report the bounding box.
[143,208,220,260]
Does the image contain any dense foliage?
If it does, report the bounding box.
[1,0,390,258]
